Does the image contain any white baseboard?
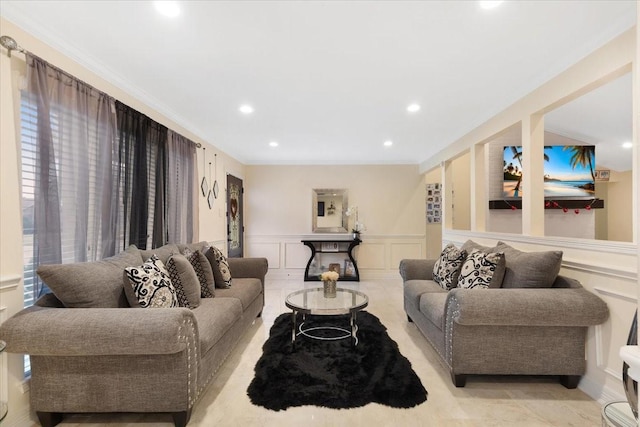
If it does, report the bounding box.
[580,374,626,405]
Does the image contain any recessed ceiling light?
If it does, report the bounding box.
[479,1,504,10]
[239,104,254,114]
[622,142,633,149]
[154,1,180,18]
[407,103,421,113]
[384,140,393,147]
[269,141,279,147]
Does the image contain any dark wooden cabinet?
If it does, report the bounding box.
[301,238,360,281]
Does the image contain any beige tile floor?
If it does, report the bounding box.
[53,279,603,427]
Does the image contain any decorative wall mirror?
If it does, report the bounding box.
[312,189,348,233]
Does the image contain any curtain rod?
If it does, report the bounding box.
[0,34,203,149]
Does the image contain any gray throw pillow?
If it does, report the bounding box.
[182,248,215,298]
[496,242,562,288]
[461,239,500,254]
[166,253,201,309]
[457,249,506,289]
[205,246,232,288]
[432,244,467,290]
[178,241,209,254]
[123,255,178,308]
[140,243,180,264]
[37,245,142,308]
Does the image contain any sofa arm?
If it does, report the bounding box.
[228,257,268,286]
[399,259,436,281]
[448,287,609,327]
[0,305,198,356]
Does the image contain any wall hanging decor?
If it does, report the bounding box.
[426,183,441,224]
[207,161,214,209]
[200,147,208,197]
[213,153,219,199]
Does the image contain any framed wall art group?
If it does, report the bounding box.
[426,183,442,224]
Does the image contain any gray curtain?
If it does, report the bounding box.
[27,55,118,297]
[25,54,198,298]
[166,130,197,244]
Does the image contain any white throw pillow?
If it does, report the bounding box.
[124,255,178,308]
[432,244,467,290]
[457,249,505,289]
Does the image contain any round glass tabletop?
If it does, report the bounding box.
[285,287,368,315]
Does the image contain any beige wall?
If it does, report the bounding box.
[606,169,634,242]
[244,165,426,279]
[451,152,471,231]
[0,18,242,425]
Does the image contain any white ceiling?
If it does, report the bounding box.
[0,1,636,167]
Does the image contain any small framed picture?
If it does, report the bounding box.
[343,260,355,277]
[321,242,339,252]
[595,170,610,181]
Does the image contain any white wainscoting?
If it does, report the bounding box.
[245,234,425,281]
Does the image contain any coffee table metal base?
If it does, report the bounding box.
[291,312,360,346]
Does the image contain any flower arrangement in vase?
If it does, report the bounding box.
[346,206,365,239]
[320,271,339,298]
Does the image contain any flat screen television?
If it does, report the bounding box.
[503,145,595,198]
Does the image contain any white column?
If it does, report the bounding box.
[521,114,545,236]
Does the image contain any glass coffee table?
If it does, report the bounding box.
[285,287,368,346]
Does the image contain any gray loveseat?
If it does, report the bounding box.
[400,240,609,388]
[0,242,268,427]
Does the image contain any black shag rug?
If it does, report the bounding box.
[247,311,427,411]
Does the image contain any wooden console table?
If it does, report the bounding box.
[302,238,360,281]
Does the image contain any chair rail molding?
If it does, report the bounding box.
[0,275,21,292]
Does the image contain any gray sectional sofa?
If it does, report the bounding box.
[0,241,268,427]
[400,240,609,388]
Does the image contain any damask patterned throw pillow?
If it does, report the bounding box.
[432,244,467,290]
[182,248,216,298]
[457,249,506,289]
[123,255,178,308]
[205,246,232,288]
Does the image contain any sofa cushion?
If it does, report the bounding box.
[214,278,262,311]
[166,254,201,309]
[37,245,143,308]
[497,242,563,288]
[432,244,467,290]
[419,293,449,331]
[457,249,506,289]
[206,246,233,288]
[140,243,180,264]
[404,279,446,309]
[182,248,215,298]
[192,297,243,354]
[123,255,178,308]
